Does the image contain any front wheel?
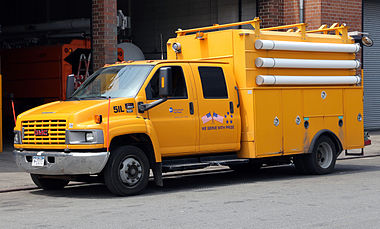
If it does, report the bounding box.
[304,136,337,174]
[104,145,150,196]
[30,174,69,190]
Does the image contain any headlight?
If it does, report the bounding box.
[14,131,21,144]
[67,130,104,144]
[85,132,95,142]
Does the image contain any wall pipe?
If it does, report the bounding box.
[2,18,90,34]
[299,0,304,23]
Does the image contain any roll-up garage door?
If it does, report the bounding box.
[363,0,380,129]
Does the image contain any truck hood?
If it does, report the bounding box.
[20,100,109,116]
[17,98,138,125]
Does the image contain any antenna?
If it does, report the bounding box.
[160,33,164,60]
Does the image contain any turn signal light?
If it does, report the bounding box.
[95,115,102,124]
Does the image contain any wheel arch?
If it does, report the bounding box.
[109,133,157,166]
[307,129,343,156]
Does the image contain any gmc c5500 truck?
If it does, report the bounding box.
[14,19,371,195]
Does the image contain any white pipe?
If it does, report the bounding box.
[256,75,361,85]
[255,57,361,69]
[255,40,361,53]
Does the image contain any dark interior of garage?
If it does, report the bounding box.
[0,0,257,150]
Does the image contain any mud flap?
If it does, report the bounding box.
[152,162,163,187]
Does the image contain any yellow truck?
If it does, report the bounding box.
[14,18,372,195]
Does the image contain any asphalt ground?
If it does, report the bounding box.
[1,131,380,192]
[0,155,380,228]
[0,132,379,228]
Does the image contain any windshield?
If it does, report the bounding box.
[70,65,153,99]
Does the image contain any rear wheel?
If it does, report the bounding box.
[30,174,69,190]
[104,145,150,196]
[303,135,337,174]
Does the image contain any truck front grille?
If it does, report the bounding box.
[22,120,67,145]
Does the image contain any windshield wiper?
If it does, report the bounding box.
[83,95,109,99]
[67,96,81,101]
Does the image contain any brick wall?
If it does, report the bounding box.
[92,0,117,70]
[257,0,284,28]
[321,0,362,32]
[258,0,362,31]
[283,0,299,25]
[304,0,322,30]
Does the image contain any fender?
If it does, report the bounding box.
[306,129,343,155]
[108,119,161,162]
[144,119,162,163]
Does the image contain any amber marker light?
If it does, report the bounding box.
[95,115,102,124]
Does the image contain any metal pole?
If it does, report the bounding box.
[299,0,304,23]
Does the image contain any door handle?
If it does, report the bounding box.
[189,102,194,115]
[234,86,240,108]
[229,101,234,114]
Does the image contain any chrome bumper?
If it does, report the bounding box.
[14,150,110,175]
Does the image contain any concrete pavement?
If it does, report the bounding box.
[1,131,379,192]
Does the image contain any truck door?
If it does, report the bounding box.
[145,64,198,156]
[190,64,240,153]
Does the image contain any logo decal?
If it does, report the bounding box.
[125,103,134,109]
[201,111,234,131]
[34,129,49,136]
[169,107,173,113]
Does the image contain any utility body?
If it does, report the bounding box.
[14,19,369,195]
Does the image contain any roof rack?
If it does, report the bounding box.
[175,18,349,41]
[176,17,261,37]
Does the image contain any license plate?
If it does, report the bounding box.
[32,156,45,167]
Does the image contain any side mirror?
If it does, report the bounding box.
[66,74,75,98]
[159,67,172,97]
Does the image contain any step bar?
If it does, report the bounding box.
[162,154,249,172]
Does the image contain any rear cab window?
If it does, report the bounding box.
[198,66,228,99]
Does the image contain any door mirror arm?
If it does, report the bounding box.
[138,97,168,113]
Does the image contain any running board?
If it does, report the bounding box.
[162,154,249,172]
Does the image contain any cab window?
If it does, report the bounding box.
[145,66,188,100]
[198,66,228,99]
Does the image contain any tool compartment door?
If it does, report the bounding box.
[344,89,364,149]
[254,90,283,156]
[190,63,240,153]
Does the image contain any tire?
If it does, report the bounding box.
[30,174,69,190]
[104,145,150,196]
[229,159,262,173]
[303,135,337,175]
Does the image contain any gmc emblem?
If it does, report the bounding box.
[34,129,49,136]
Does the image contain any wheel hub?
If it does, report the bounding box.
[317,142,333,169]
[119,157,142,186]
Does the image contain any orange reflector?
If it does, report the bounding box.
[161,77,165,88]
[95,115,102,124]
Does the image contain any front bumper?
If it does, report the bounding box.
[14,150,110,175]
